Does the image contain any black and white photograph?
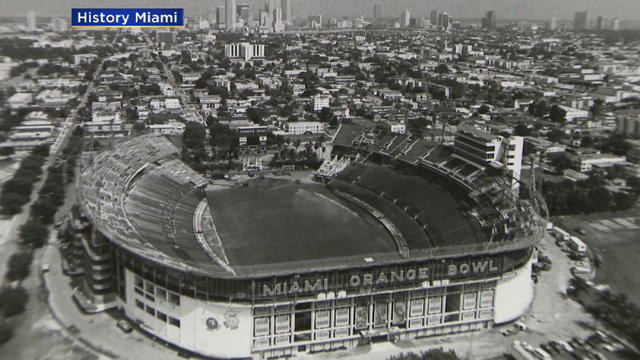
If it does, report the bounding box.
[0,1,639,359]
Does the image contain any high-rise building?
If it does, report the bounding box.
[374,4,383,19]
[574,11,589,30]
[257,10,267,27]
[401,9,410,28]
[481,11,496,29]
[596,16,606,31]
[216,6,225,28]
[156,31,177,45]
[282,0,292,23]
[308,15,322,29]
[51,17,68,32]
[237,4,250,25]
[611,17,620,31]
[225,0,237,30]
[438,12,451,30]
[26,11,36,31]
[546,17,557,31]
[273,8,284,32]
[430,10,438,27]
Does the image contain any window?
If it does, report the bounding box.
[275,314,290,334]
[334,308,350,327]
[157,312,167,322]
[146,305,155,316]
[134,276,143,288]
[169,317,180,327]
[168,292,180,305]
[428,296,442,314]
[463,293,477,310]
[135,299,144,310]
[134,287,144,296]
[315,310,330,329]
[254,317,270,336]
[145,282,155,294]
[145,293,155,302]
[410,299,425,317]
[157,288,167,301]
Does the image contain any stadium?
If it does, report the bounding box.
[67,128,543,360]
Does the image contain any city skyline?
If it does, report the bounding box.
[2,0,640,22]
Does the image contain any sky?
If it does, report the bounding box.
[3,0,640,21]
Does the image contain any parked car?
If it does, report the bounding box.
[502,328,516,336]
[116,319,133,333]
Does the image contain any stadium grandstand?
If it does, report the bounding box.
[65,129,543,360]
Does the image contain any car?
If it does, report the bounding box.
[540,343,554,354]
[40,264,50,273]
[561,341,574,353]
[116,319,133,333]
[514,321,528,331]
[603,343,624,352]
[502,328,516,336]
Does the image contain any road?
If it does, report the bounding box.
[0,50,111,359]
[144,32,205,127]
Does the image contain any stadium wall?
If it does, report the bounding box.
[493,256,534,324]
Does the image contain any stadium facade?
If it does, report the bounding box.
[67,131,542,360]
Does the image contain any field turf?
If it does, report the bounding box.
[206,178,396,266]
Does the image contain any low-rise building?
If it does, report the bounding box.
[285,121,324,135]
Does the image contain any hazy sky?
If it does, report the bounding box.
[4,0,640,21]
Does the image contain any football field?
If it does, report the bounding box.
[206,178,396,266]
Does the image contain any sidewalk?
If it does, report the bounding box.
[42,241,184,360]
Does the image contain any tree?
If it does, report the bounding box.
[549,105,567,123]
[0,192,29,215]
[546,127,566,143]
[477,104,491,115]
[388,348,461,360]
[19,221,49,249]
[514,122,532,136]
[318,107,335,123]
[435,64,449,74]
[528,100,549,118]
[550,154,572,173]
[246,107,263,124]
[31,198,56,225]
[0,286,28,317]
[600,133,631,156]
[5,251,33,282]
[182,122,208,173]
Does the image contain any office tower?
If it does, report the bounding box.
[282,0,292,23]
[216,6,225,28]
[308,15,322,29]
[574,11,589,30]
[611,17,620,31]
[156,31,177,45]
[26,11,36,31]
[438,12,451,30]
[430,10,438,27]
[596,16,606,31]
[374,4,383,19]
[237,4,250,24]
[259,10,269,27]
[51,17,68,32]
[546,17,557,31]
[402,9,410,28]
[225,0,237,30]
[273,8,284,32]
[482,11,496,29]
